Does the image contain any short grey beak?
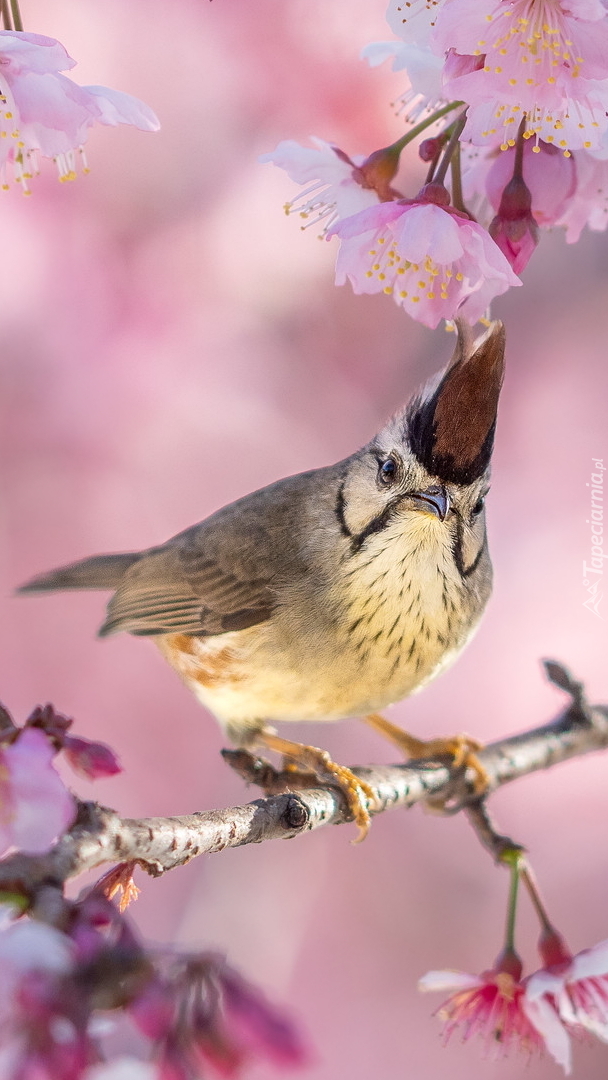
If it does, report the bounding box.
[408,485,450,521]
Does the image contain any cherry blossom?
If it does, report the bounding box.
[435,0,608,154]
[259,137,383,234]
[419,963,571,1070]
[131,952,309,1077]
[0,726,75,854]
[0,30,159,193]
[0,915,88,1080]
[527,936,608,1042]
[327,183,521,327]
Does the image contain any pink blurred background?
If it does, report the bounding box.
[2,0,608,1076]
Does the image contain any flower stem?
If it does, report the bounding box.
[0,0,13,30]
[386,101,465,158]
[433,112,467,186]
[520,863,554,935]
[450,140,464,212]
[504,860,521,953]
[512,117,526,181]
[9,0,22,30]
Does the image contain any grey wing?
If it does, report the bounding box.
[98,462,342,639]
[99,541,275,638]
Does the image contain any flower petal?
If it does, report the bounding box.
[3,728,75,854]
[568,940,608,980]
[327,200,407,240]
[83,86,160,132]
[0,30,75,74]
[392,203,464,264]
[522,993,572,1074]
[418,969,483,992]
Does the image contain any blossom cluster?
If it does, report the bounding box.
[0,894,307,1080]
[0,702,120,856]
[0,699,307,1079]
[0,29,158,193]
[262,0,608,328]
[420,927,608,1072]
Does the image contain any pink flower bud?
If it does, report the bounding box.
[489,175,539,273]
[63,735,121,779]
[419,136,444,163]
[538,928,572,970]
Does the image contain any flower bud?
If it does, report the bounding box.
[357,146,400,201]
[537,927,572,970]
[419,136,445,163]
[489,175,539,273]
[63,735,121,779]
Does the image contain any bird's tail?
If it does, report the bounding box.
[18,552,141,594]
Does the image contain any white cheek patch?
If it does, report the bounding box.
[453,515,486,578]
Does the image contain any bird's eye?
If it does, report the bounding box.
[378,458,397,484]
[471,496,485,517]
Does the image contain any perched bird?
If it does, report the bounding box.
[19,320,505,837]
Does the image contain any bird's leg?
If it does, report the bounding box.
[363,713,489,794]
[254,730,377,842]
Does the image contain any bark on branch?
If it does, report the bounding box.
[1,678,607,900]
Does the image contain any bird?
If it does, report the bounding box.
[19,319,505,839]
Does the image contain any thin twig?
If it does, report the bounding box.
[0,690,606,901]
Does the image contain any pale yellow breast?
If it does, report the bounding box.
[156,514,478,738]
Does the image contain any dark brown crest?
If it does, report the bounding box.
[407,320,506,486]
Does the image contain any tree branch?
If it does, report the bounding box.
[1,680,607,901]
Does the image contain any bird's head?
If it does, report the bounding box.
[337,320,505,572]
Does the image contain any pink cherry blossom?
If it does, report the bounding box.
[259,137,381,234]
[0,727,75,854]
[419,965,571,1070]
[131,952,309,1078]
[0,916,90,1080]
[0,30,159,193]
[435,0,608,154]
[327,185,521,327]
[527,938,608,1042]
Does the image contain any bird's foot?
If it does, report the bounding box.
[254,731,377,842]
[364,713,489,796]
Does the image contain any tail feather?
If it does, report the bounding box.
[18,553,141,594]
